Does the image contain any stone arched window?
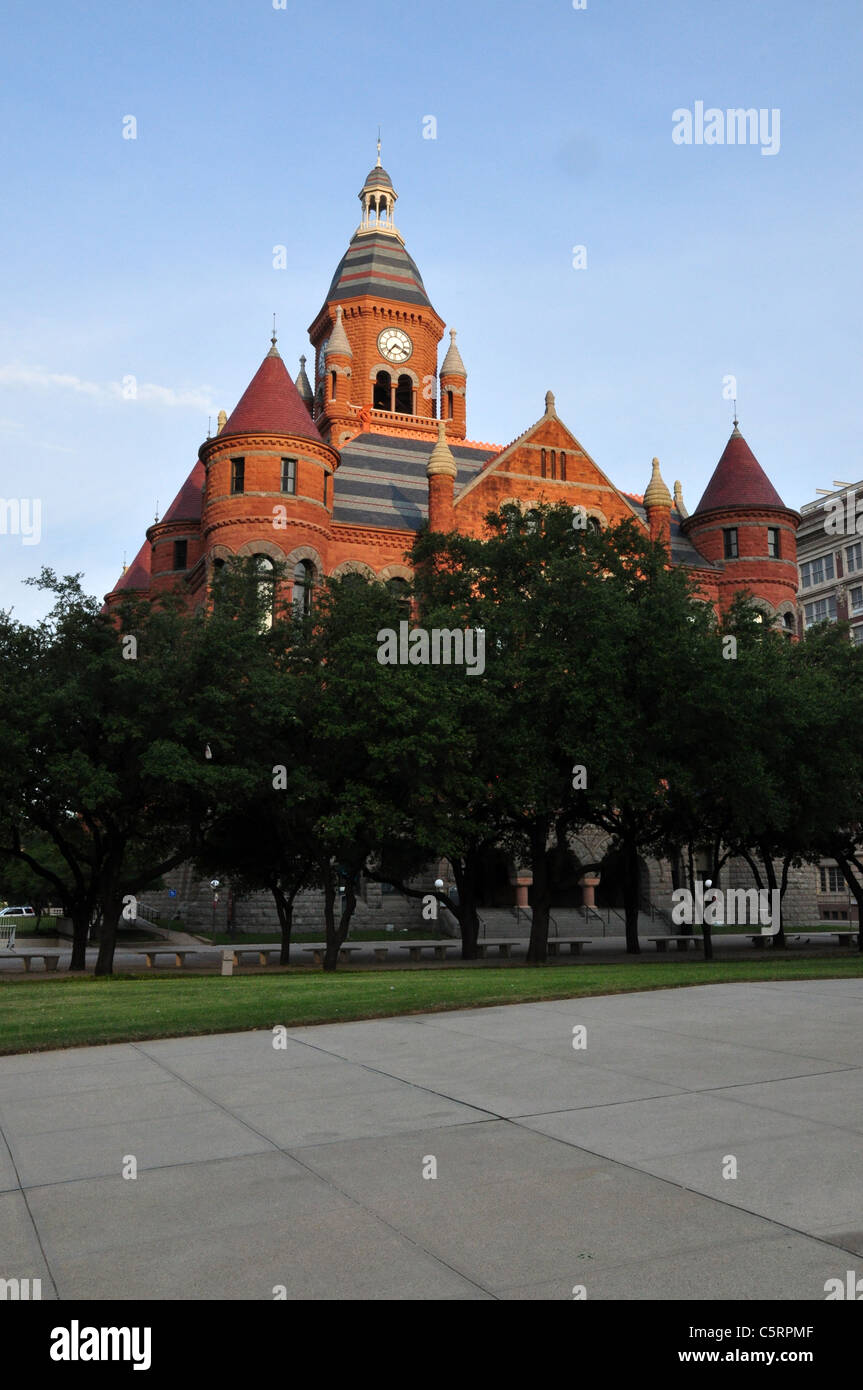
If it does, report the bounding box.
[395,374,413,414]
[254,554,275,630]
[373,370,391,410]
[292,559,314,617]
[386,576,411,617]
[526,509,542,534]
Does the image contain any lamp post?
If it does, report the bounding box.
[210,880,220,937]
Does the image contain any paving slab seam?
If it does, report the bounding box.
[0,1117,60,1298]
[503,1115,863,1259]
[279,1134,501,1301]
[487,1228,845,1298]
[135,1036,863,1270]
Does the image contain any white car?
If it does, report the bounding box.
[0,906,35,917]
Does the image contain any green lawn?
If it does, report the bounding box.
[2,956,863,1055]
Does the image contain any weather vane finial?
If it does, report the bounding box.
[271,311,277,349]
[733,397,739,429]
[376,127,382,166]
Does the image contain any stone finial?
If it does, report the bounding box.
[440,328,466,377]
[326,304,352,358]
[217,409,227,434]
[673,479,688,518]
[295,356,313,403]
[544,390,557,417]
[644,456,672,508]
[427,419,457,478]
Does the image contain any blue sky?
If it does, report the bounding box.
[1,0,861,619]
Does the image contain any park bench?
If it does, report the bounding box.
[546,938,592,957]
[746,931,857,949]
[141,947,202,968]
[397,941,462,961]
[828,930,858,947]
[301,945,364,966]
[647,935,702,953]
[0,949,63,972]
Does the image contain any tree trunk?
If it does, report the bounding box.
[322,867,339,972]
[94,888,123,977]
[526,824,551,965]
[272,884,294,966]
[759,845,785,949]
[453,851,482,960]
[622,833,641,954]
[682,842,696,935]
[835,853,863,951]
[69,904,91,971]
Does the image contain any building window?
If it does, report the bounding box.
[231,458,245,494]
[723,527,738,559]
[526,509,541,534]
[373,370,391,410]
[292,559,314,617]
[850,586,863,613]
[330,370,337,401]
[395,374,413,413]
[540,449,547,478]
[853,626,863,646]
[254,555,275,631]
[804,595,837,626]
[173,539,188,571]
[801,555,835,588]
[846,542,863,574]
[767,527,780,558]
[386,576,411,617]
[560,451,566,482]
[323,472,329,506]
[587,516,601,534]
[820,866,844,893]
[782,611,795,633]
[446,390,454,419]
[281,457,297,494]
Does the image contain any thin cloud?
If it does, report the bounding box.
[0,364,216,412]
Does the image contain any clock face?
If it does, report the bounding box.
[377,327,413,364]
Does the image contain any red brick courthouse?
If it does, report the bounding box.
[107,153,816,934]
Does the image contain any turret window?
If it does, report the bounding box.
[231,458,245,495]
[173,539,188,571]
[293,560,314,617]
[323,472,329,506]
[723,527,738,559]
[446,390,454,419]
[281,457,297,494]
[541,449,547,478]
[254,555,275,631]
[560,451,567,482]
[373,370,391,410]
[767,527,780,558]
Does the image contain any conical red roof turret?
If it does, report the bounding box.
[693,426,786,514]
[221,340,324,443]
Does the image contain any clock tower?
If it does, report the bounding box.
[308,146,447,448]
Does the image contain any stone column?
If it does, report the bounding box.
[579,874,600,907]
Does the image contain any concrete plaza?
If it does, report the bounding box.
[1,979,862,1300]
